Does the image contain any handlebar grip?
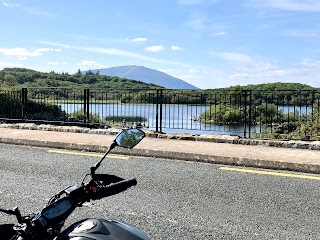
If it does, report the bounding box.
[93,178,137,200]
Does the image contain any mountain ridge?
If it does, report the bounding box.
[83,65,199,90]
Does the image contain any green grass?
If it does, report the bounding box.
[105,116,147,123]
[35,99,121,104]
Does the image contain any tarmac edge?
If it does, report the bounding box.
[2,123,320,151]
[1,137,320,174]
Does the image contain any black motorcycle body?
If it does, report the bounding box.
[0,128,149,240]
[55,218,149,240]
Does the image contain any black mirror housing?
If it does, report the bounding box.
[115,129,145,149]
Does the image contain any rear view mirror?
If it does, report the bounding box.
[115,129,145,149]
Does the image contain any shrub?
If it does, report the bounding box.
[199,104,243,124]
[69,109,101,123]
[105,116,147,123]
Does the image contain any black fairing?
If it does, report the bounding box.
[55,218,150,240]
[0,224,18,240]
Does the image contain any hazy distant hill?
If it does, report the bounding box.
[84,65,199,90]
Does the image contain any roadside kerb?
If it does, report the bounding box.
[1,123,320,174]
[2,123,320,151]
[1,135,320,174]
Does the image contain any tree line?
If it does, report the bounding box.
[1,68,319,105]
[0,68,162,90]
[2,67,320,139]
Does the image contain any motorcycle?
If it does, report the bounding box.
[0,128,150,240]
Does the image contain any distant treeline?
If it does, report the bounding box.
[1,68,319,106]
[0,68,162,90]
[209,82,319,105]
[2,68,320,139]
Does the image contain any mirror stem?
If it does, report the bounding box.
[91,141,118,177]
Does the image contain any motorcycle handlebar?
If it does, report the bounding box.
[64,176,137,205]
[92,178,137,200]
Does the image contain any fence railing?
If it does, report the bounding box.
[1,87,320,139]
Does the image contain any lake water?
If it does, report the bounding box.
[60,103,247,136]
[60,104,313,137]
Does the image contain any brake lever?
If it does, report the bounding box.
[0,206,23,223]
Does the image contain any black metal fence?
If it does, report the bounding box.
[1,87,320,139]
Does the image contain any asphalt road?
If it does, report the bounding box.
[1,144,320,239]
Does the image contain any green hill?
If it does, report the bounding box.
[0,68,316,92]
[0,68,163,89]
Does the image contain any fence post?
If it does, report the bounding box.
[248,90,252,138]
[242,90,253,138]
[243,90,247,138]
[83,89,90,123]
[156,90,159,132]
[159,89,163,133]
[155,89,164,133]
[21,88,27,120]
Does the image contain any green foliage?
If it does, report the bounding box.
[255,102,280,124]
[253,100,320,139]
[69,108,101,123]
[105,116,147,123]
[0,89,22,118]
[199,104,243,124]
[203,82,318,106]
[25,102,66,121]
[0,68,163,90]
[3,68,320,139]
[293,100,320,137]
[0,89,66,120]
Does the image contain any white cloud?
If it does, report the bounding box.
[211,51,253,65]
[226,59,320,87]
[252,0,320,12]
[186,13,226,32]
[0,62,23,68]
[160,67,225,89]
[301,59,320,68]
[48,61,67,66]
[159,58,320,89]
[0,47,61,59]
[131,37,148,42]
[145,45,165,53]
[17,56,28,60]
[186,15,211,31]
[284,30,319,37]
[178,0,219,5]
[171,46,184,51]
[22,6,56,18]
[3,2,19,7]
[77,60,106,70]
[212,31,228,36]
[3,2,55,18]
[39,41,190,67]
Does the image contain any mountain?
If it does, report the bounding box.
[83,65,199,90]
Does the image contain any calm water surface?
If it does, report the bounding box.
[60,103,310,137]
[60,103,247,136]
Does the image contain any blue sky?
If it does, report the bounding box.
[1,0,320,89]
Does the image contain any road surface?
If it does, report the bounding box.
[1,144,320,239]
